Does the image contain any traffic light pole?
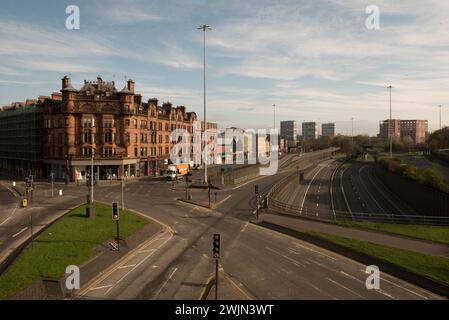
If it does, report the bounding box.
[215,258,219,300]
[116,219,120,252]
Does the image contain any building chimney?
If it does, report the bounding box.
[62,75,69,89]
[127,79,135,93]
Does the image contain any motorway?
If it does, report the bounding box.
[341,162,416,216]
[0,150,443,300]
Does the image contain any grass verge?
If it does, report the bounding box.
[0,202,148,299]
[336,221,449,245]
[308,231,449,287]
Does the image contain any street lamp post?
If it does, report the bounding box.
[198,24,211,185]
[387,85,393,158]
[90,116,95,204]
[351,117,354,146]
[439,105,442,130]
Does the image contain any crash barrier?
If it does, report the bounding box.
[268,196,449,226]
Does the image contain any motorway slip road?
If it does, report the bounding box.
[259,213,449,258]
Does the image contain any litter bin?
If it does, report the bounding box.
[21,198,28,208]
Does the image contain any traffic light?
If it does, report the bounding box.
[255,185,259,194]
[25,177,32,188]
[112,201,119,220]
[213,233,220,259]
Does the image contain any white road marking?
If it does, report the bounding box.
[293,242,337,261]
[340,271,395,300]
[104,234,172,295]
[381,277,429,299]
[12,227,28,238]
[117,264,137,269]
[300,165,327,215]
[216,195,232,205]
[0,216,12,226]
[155,267,178,297]
[88,284,113,292]
[326,278,364,299]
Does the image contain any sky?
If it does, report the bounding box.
[0,0,448,136]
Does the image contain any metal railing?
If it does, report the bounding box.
[267,194,449,226]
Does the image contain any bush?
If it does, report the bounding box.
[376,157,447,191]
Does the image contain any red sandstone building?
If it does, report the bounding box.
[41,76,211,182]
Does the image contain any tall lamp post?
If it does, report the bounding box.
[90,118,95,204]
[273,104,276,130]
[387,85,393,158]
[351,117,354,146]
[439,105,443,130]
[198,24,211,185]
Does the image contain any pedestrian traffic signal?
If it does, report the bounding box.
[213,233,220,259]
[255,185,259,194]
[112,201,119,220]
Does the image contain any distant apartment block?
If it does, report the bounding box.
[379,119,428,144]
[379,119,401,141]
[280,121,298,141]
[302,122,317,140]
[400,120,428,144]
[321,122,335,137]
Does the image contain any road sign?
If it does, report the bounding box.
[213,233,220,259]
[112,201,119,220]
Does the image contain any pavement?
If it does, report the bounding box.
[259,213,449,258]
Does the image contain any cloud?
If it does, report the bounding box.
[102,6,163,24]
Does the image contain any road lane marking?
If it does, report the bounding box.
[357,165,386,214]
[12,227,28,238]
[300,165,327,215]
[104,233,172,295]
[340,271,395,300]
[0,216,12,226]
[88,284,113,292]
[155,267,178,297]
[326,278,364,299]
[117,264,137,269]
[381,277,429,299]
[266,247,306,267]
[293,242,337,261]
[216,195,232,205]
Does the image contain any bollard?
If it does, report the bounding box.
[13,181,16,187]
[59,189,63,196]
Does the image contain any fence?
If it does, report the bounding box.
[268,196,449,226]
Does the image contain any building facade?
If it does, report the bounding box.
[40,76,201,181]
[379,119,401,141]
[379,119,428,144]
[0,104,43,177]
[400,120,428,144]
[321,123,336,137]
[280,121,298,142]
[302,122,318,140]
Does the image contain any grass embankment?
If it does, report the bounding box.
[308,231,449,287]
[376,156,447,190]
[0,203,148,299]
[337,221,449,245]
